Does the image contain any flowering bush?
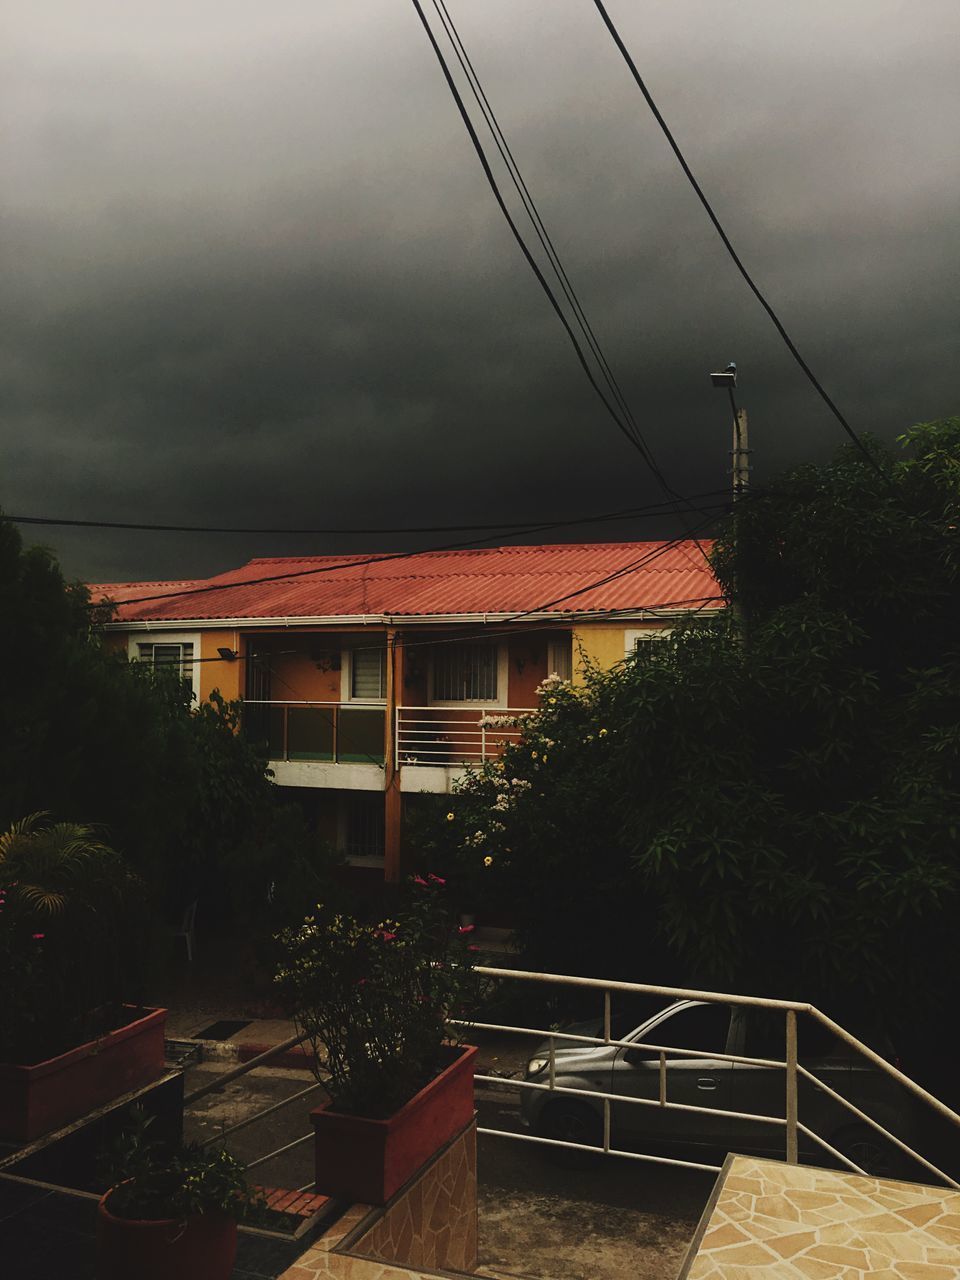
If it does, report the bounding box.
[411,668,658,979]
[0,813,147,1064]
[274,876,482,1118]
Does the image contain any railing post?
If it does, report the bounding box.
[659,1051,667,1106]
[603,990,612,1043]
[603,1097,611,1152]
[786,1009,798,1164]
[481,711,487,761]
[548,1036,556,1091]
[332,703,339,763]
[282,704,289,761]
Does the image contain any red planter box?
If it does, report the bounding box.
[0,1005,167,1143]
[310,1043,477,1205]
[97,1192,237,1280]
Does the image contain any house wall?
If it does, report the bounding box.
[572,624,628,683]
[506,633,549,705]
[199,630,243,702]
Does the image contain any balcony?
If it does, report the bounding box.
[245,700,385,765]
[242,702,537,794]
[396,706,534,768]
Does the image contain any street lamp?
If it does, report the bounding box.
[711,362,749,497]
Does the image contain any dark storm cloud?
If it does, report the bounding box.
[2,0,958,582]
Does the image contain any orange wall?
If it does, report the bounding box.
[265,650,342,703]
[199,629,243,702]
[507,634,549,706]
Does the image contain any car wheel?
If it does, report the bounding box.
[831,1124,905,1179]
[537,1100,604,1167]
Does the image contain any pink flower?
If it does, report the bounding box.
[32,932,45,941]
[378,931,397,942]
[458,924,475,934]
[412,875,428,886]
[427,874,446,885]
[468,945,480,952]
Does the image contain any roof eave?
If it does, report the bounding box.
[101,605,721,632]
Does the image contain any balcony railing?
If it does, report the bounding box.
[245,700,385,765]
[396,706,535,767]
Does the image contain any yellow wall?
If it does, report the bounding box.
[571,623,668,685]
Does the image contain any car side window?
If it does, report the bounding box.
[642,1003,732,1059]
[743,1009,844,1062]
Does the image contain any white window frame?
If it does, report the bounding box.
[546,635,573,682]
[428,641,508,708]
[624,627,673,656]
[128,631,201,703]
[340,642,388,705]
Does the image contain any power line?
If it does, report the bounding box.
[407,0,653,468]
[408,1,715,572]
[588,0,890,485]
[10,488,732,538]
[429,0,642,450]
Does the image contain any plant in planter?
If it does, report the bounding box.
[0,813,163,1141]
[274,874,484,1203]
[97,1108,260,1280]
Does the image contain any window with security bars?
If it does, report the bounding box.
[345,794,384,860]
[137,642,194,678]
[351,643,387,700]
[431,643,497,702]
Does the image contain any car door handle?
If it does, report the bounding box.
[696,1077,718,1090]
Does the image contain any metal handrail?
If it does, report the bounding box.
[396,705,535,765]
[465,965,960,1187]
[183,1030,313,1105]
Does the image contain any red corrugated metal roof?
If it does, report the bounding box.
[91,541,723,623]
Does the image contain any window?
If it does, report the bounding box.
[129,631,201,702]
[136,641,194,679]
[344,793,384,863]
[646,1003,731,1058]
[624,628,672,656]
[431,643,498,702]
[350,643,387,700]
[547,636,573,682]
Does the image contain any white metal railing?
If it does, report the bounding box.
[453,966,960,1188]
[244,699,386,765]
[396,705,535,766]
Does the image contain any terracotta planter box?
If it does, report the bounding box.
[310,1043,477,1205]
[0,1005,167,1143]
[97,1191,237,1280]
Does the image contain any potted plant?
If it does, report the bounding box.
[274,874,483,1204]
[97,1109,257,1280]
[0,813,165,1142]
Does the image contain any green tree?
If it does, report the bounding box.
[0,515,332,930]
[424,419,960,1023]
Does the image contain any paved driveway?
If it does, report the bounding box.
[476,1093,713,1280]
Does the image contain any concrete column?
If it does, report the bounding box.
[383,628,404,883]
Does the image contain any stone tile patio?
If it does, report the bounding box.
[679,1154,960,1279]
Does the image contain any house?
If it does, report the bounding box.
[92,541,721,880]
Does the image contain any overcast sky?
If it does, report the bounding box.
[3,0,958,583]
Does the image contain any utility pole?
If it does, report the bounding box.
[731,401,750,499]
[711,362,749,500]
[711,362,750,634]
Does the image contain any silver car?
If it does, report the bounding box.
[519,999,916,1175]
